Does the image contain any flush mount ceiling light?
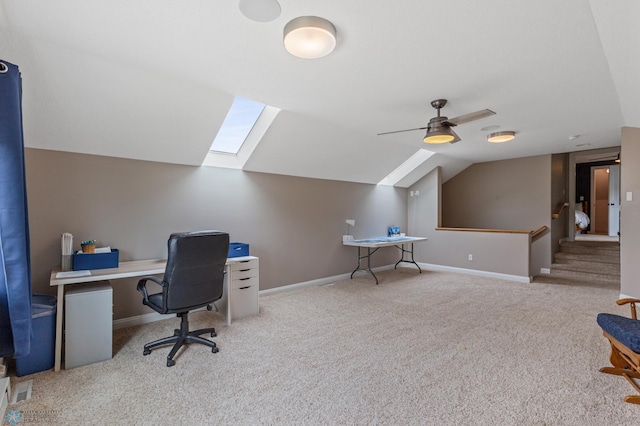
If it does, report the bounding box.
[487,131,515,143]
[283,16,336,59]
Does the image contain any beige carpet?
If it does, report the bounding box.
[6,269,639,425]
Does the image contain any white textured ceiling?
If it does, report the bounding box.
[0,0,635,186]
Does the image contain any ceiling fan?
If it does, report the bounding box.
[378,99,496,144]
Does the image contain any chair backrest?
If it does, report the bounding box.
[163,230,229,312]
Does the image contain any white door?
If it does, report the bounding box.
[609,164,620,236]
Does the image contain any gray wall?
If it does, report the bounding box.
[441,155,551,231]
[621,127,640,297]
[550,153,570,257]
[26,149,406,319]
[407,168,531,279]
[438,155,553,272]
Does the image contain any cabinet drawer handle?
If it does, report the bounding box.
[239,277,251,281]
[239,269,251,272]
[238,286,251,290]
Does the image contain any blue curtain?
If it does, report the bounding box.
[0,60,32,358]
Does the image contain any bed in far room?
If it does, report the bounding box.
[575,203,590,235]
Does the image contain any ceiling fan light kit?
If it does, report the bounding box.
[424,134,455,144]
[424,122,460,144]
[283,16,336,59]
[487,131,516,143]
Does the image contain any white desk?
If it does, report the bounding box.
[343,236,427,284]
[49,256,257,372]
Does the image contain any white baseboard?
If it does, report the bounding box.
[113,311,165,330]
[405,262,532,283]
[540,268,551,275]
[112,305,209,330]
[259,265,395,296]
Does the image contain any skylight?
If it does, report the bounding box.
[210,96,266,154]
[378,149,436,186]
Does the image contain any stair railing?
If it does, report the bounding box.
[552,202,569,219]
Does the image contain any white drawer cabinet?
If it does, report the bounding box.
[226,256,259,325]
[0,377,10,422]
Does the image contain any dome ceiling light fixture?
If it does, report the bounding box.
[487,131,516,143]
[283,16,337,59]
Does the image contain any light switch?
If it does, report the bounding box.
[627,191,633,201]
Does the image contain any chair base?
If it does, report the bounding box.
[599,331,640,404]
[143,311,219,367]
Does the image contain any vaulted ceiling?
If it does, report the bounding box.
[1,1,637,186]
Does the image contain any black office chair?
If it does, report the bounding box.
[137,230,229,367]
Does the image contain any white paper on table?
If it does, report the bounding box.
[56,270,92,278]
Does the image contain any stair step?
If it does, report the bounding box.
[547,268,620,284]
[551,262,620,276]
[559,245,619,255]
[560,240,619,248]
[561,240,619,247]
[551,241,620,284]
[554,252,620,265]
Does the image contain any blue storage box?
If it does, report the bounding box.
[73,249,119,271]
[228,242,249,258]
[16,294,57,376]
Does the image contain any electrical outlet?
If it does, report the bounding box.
[468,254,473,261]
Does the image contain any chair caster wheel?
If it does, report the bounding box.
[206,304,212,311]
[211,331,217,337]
[167,359,175,367]
[143,348,151,356]
[212,347,219,353]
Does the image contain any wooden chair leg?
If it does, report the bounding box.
[600,367,640,379]
[624,395,640,404]
[608,343,631,369]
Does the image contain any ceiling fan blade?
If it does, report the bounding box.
[447,109,496,126]
[377,126,428,136]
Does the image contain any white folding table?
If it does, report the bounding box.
[342,236,428,284]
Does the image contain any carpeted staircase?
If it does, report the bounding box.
[550,240,620,283]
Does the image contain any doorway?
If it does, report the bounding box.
[570,147,621,242]
[591,164,620,236]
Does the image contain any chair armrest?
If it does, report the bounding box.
[137,276,166,301]
[617,298,640,320]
